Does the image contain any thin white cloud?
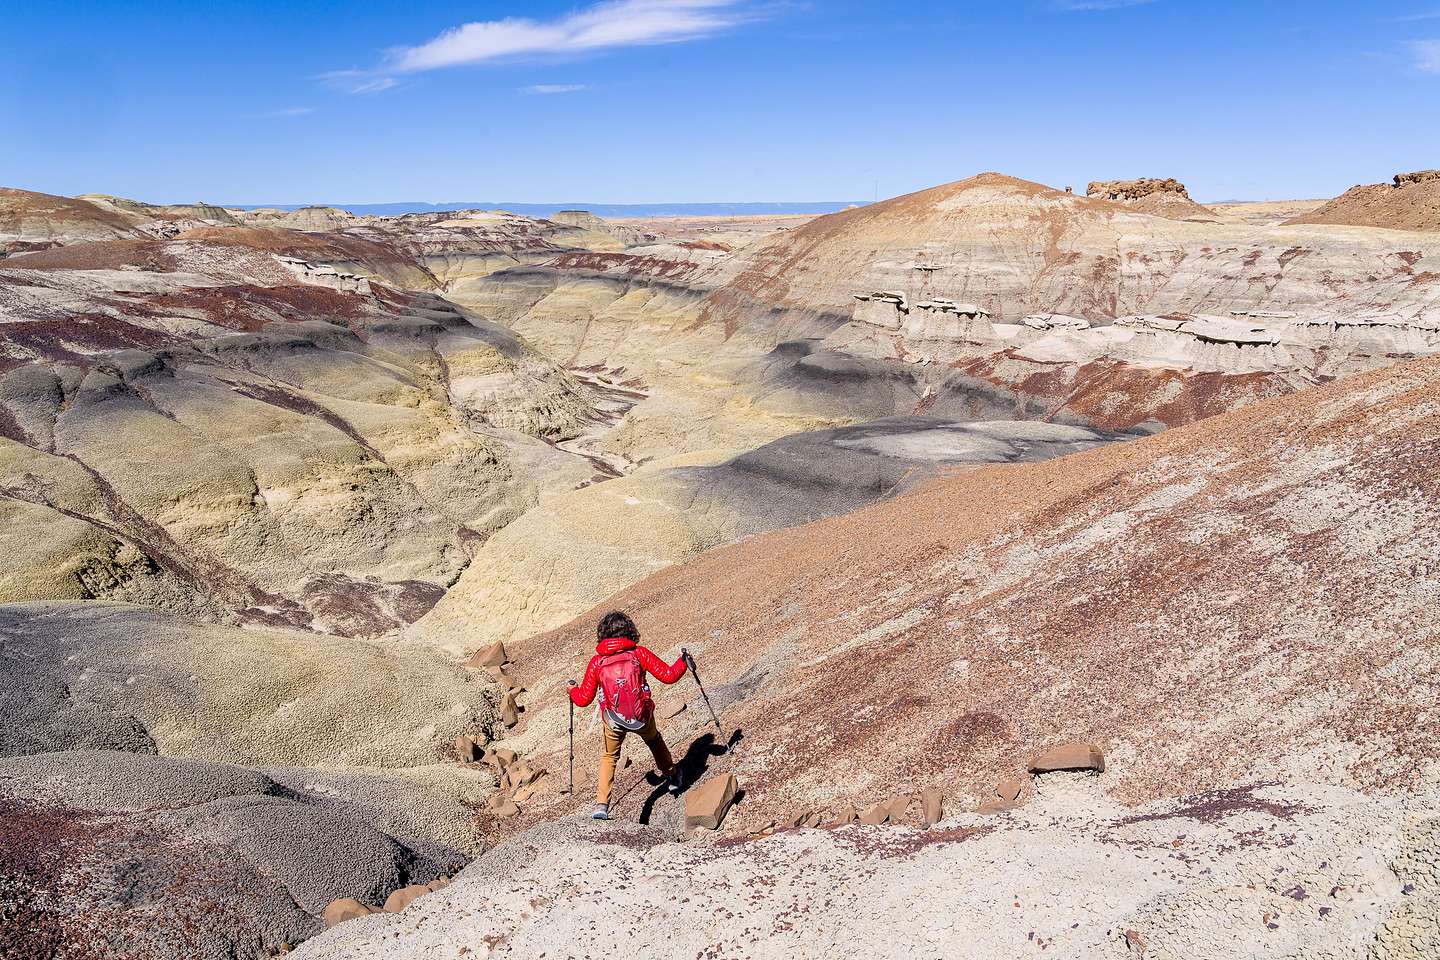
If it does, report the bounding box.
[1413,39,1440,72]
[260,106,315,118]
[1052,0,1155,10]
[386,0,749,73]
[318,70,399,94]
[521,83,590,94]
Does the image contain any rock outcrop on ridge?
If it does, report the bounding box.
[1086,176,1219,220]
[1285,169,1440,231]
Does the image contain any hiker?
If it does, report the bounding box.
[568,610,688,820]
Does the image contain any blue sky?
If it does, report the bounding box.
[2,1,1438,204]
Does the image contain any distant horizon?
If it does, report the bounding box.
[216,200,872,218]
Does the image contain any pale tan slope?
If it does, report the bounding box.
[496,355,1440,837]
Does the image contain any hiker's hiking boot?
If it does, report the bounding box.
[590,803,610,820]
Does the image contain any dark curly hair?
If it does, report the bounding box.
[597,610,639,642]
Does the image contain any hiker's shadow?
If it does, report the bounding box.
[634,728,742,826]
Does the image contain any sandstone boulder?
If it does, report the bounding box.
[426,877,451,892]
[383,884,430,913]
[453,736,479,763]
[996,777,1026,803]
[500,691,520,727]
[685,773,738,830]
[1028,743,1105,774]
[470,641,509,669]
[859,802,890,825]
[827,804,858,827]
[323,898,376,928]
[920,788,943,827]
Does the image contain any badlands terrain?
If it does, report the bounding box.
[1,170,1438,959]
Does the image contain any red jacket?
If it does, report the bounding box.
[569,637,686,707]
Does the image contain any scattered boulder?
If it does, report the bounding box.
[383,884,430,913]
[486,747,517,769]
[491,797,520,819]
[513,775,548,804]
[859,801,890,825]
[884,794,912,822]
[685,773,739,830]
[787,809,813,829]
[469,641,509,669]
[1028,742,1105,774]
[323,898,376,928]
[996,777,1026,803]
[827,804,858,827]
[453,736,479,763]
[920,788,943,827]
[500,691,520,727]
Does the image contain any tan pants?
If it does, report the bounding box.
[596,713,674,805]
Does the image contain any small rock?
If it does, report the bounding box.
[500,691,520,728]
[453,736,479,763]
[787,809,813,829]
[859,802,890,825]
[488,747,517,769]
[684,773,739,830]
[493,798,521,819]
[383,884,430,913]
[976,798,1018,814]
[513,774,548,804]
[1028,742,1105,774]
[658,701,687,720]
[826,805,858,827]
[1123,929,1148,955]
[995,777,1026,803]
[920,788,943,827]
[469,641,508,669]
[426,877,450,892]
[322,898,375,928]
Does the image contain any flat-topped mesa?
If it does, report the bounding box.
[1086,177,1192,201]
[1394,169,1440,187]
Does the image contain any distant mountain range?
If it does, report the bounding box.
[224,200,868,218]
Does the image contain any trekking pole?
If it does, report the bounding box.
[566,681,576,796]
[683,649,723,734]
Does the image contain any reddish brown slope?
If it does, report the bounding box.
[509,356,1440,830]
[1286,176,1440,231]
